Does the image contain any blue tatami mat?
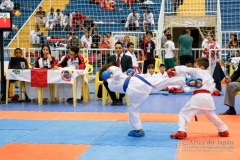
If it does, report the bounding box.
[79,145,177,160]
[0,130,32,144]
[0,120,50,130]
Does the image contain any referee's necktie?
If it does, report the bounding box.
[116,55,120,67]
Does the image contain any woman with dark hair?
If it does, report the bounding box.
[226,33,240,57]
[34,44,58,69]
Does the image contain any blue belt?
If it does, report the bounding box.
[123,74,152,92]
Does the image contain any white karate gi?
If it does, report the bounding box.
[175,66,228,132]
[106,66,185,130]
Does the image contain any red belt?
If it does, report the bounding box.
[193,89,210,95]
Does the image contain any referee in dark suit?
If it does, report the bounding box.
[103,41,133,105]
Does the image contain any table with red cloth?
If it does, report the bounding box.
[5,69,87,106]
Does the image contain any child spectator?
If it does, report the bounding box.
[125,42,140,73]
[169,57,229,139]
[158,63,168,78]
[164,34,177,70]
[141,30,156,74]
[7,48,29,101]
[145,64,158,77]
[34,44,58,69]
[35,7,47,26]
[202,31,220,76]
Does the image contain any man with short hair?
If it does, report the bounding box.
[179,28,193,65]
[103,41,132,106]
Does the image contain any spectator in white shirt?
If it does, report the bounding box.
[54,9,64,30]
[35,7,47,26]
[143,9,155,31]
[124,10,140,31]
[164,34,177,70]
[81,31,92,49]
[158,63,168,78]
[30,27,41,46]
[45,7,56,31]
[125,42,140,73]
[0,0,14,11]
[62,13,72,31]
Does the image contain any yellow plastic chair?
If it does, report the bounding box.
[154,58,163,73]
[94,71,130,105]
[83,63,93,101]
[94,71,104,101]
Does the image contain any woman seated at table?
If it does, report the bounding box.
[54,45,86,102]
[34,44,58,69]
[26,44,58,101]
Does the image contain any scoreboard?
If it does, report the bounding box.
[0,12,12,31]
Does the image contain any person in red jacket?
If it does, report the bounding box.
[101,0,116,11]
[55,45,85,70]
[71,12,84,31]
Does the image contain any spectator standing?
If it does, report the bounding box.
[141,30,156,73]
[179,29,193,65]
[125,42,140,73]
[122,0,134,10]
[80,16,96,35]
[124,10,140,31]
[35,7,47,26]
[202,32,220,76]
[161,28,170,48]
[91,30,101,49]
[164,34,177,70]
[143,9,155,32]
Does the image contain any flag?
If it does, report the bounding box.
[31,69,48,87]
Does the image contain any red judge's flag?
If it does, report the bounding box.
[31,69,48,87]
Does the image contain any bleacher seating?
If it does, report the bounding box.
[3,0,42,47]
[47,0,161,39]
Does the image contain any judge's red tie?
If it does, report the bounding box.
[116,56,120,67]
